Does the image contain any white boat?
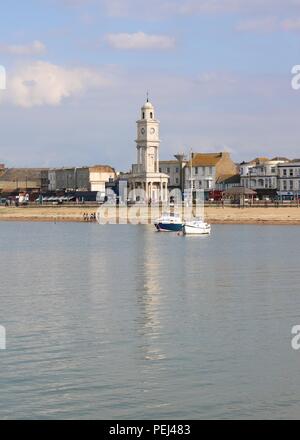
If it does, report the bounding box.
[183,219,211,235]
[155,213,184,232]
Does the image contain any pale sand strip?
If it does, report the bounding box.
[1,206,300,225]
[0,206,300,225]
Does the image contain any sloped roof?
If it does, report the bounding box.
[223,186,257,196]
[0,168,47,181]
[188,152,228,167]
[89,165,115,173]
[241,157,269,165]
[159,160,179,165]
[271,157,289,162]
[217,174,241,184]
[253,157,269,164]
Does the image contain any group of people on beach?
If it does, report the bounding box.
[83,213,97,222]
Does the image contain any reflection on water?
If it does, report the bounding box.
[0,222,300,419]
[136,229,165,361]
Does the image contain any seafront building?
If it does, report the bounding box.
[240,157,289,194]
[0,165,116,200]
[2,99,300,202]
[48,166,116,194]
[48,167,90,192]
[159,160,182,190]
[184,152,237,198]
[216,174,241,191]
[240,157,300,199]
[277,161,300,196]
[0,168,49,193]
[159,155,188,192]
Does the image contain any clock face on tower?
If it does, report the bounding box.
[141,128,145,135]
[150,128,155,134]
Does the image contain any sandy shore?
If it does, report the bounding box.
[1,205,300,225]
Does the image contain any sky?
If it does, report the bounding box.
[0,0,300,170]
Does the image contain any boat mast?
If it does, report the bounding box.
[190,148,193,203]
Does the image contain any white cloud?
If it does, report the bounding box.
[236,17,278,32]
[104,32,175,50]
[0,41,46,56]
[281,18,300,31]
[61,0,300,17]
[236,16,300,32]
[101,0,300,17]
[1,61,111,108]
[1,65,299,167]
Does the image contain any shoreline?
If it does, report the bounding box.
[1,205,300,225]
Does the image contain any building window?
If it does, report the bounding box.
[176,168,179,173]
[195,167,198,174]
[290,169,294,177]
[283,180,287,190]
[159,168,161,173]
[150,112,153,119]
[283,169,287,176]
[176,178,179,184]
[271,167,276,173]
[143,112,145,119]
[167,168,170,173]
[290,180,294,190]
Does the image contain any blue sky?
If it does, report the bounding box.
[0,0,300,169]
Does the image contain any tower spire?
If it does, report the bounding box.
[146,91,149,102]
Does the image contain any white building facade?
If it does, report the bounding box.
[128,100,169,203]
[89,166,116,194]
[240,158,288,190]
[159,161,181,187]
[183,153,237,195]
[185,165,215,191]
[278,162,300,197]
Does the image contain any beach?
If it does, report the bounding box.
[1,205,300,225]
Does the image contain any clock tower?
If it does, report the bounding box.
[136,99,160,174]
[129,97,169,203]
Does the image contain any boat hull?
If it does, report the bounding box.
[155,223,184,232]
[183,224,211,235]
